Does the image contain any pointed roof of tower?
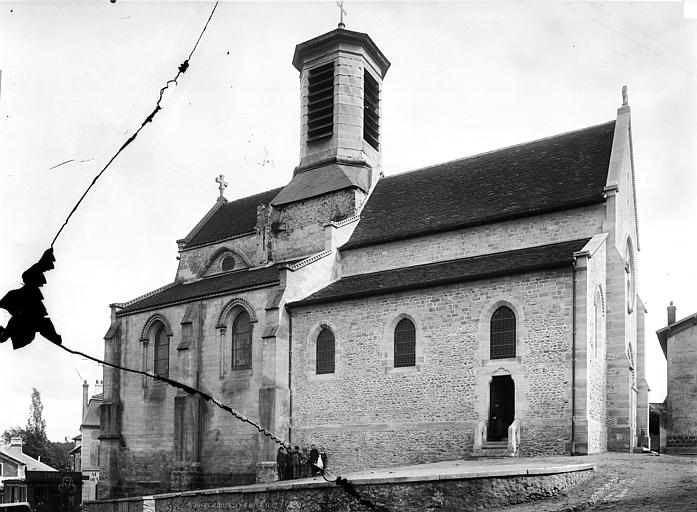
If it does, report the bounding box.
[292,28,390,76]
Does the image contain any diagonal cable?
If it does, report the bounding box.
[56,341,388,511]
[50,1,220,248]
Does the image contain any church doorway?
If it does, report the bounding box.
[488,375,515,441]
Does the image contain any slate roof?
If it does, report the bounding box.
[271,163,370,206]
[116,263,290,316]
[185,187,283,248]
[288,238,590,308]
[81,394,103,428]
[343,121,616,250]
[0,445,57,472]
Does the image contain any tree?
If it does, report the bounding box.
[27,387,47,436]
[1,388,73,470]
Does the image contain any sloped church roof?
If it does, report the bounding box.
[117,119,615,315]
[184,120,615,251]
[344,120,615,249]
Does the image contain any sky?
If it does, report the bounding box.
[0,1,695,442]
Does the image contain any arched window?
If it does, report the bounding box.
[231,311,252,369]
[490,306,516,359]
[153,324,169,377]
[394,318,416,367]
[316,328,335,374]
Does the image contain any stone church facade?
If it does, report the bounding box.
[99,26,647,499]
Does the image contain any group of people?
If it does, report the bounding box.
[276,443,328,480]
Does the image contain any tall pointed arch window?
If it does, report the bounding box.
[394,318,416,367]
[231,311,252,370]
[316,328,335,374]
[490,306,516,359]
[153,324,170,377]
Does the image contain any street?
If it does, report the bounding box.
[503,453,697,512]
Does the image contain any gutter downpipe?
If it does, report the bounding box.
[571,262,577,456]
[287,306,293,444]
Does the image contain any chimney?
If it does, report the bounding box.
[82,380,89,418]
[95,379,103,395]
[9,437,23,452]
[668,301,676,326]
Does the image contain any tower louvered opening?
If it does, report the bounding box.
[307,62,335,142]
[363,69,379,150]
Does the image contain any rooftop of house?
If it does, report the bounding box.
[656,310,697,358]
[0,439,57,473]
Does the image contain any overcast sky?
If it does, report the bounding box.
[1,1,695,442]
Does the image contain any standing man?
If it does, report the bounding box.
[309,444,319,476]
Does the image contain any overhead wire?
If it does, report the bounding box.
[50,1,220,248]
[570,4,697,80]
[56,342,389,511]
[38,1,391,508]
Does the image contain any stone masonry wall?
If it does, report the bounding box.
[298,43,383,171]
[341,204,605,277]
[176,233,260,282]
[291,269,574,474]
[112,287,275,496]
[86,467,594,512]
[586,241,608,453]
[666,324,697,452]
[271,189,360,262]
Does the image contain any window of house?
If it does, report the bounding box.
[490,306,516,359]
[316,328,335,374]
[231,311,252,370]
[394,318,416,367]
[363,69,380,150]
[221,255,236,272]
[307,61,334,142]
[153,324,169,377]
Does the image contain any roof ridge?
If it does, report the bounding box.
[380,120,616,181]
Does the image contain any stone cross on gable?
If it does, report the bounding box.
[215,174,228,202]
[337,0,347,28]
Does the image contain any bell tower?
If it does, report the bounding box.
[272,27,390,207]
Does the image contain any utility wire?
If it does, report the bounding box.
[55,342,389,511]
[50,1,220,248]
[571,4,697,80]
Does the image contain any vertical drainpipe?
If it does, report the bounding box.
[571,263,577,456]
[287,306,293,444]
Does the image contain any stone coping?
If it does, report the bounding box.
[86,460,595,504]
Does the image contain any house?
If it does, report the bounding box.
[656,302,697,454]
[72,381,103,501]
[0,437,57,502]
[99,24,648,499]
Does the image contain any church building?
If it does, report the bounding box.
[99,24,648,499]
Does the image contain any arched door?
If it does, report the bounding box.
[488,375,515,441]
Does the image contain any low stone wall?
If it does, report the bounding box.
[85,463,594,512]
